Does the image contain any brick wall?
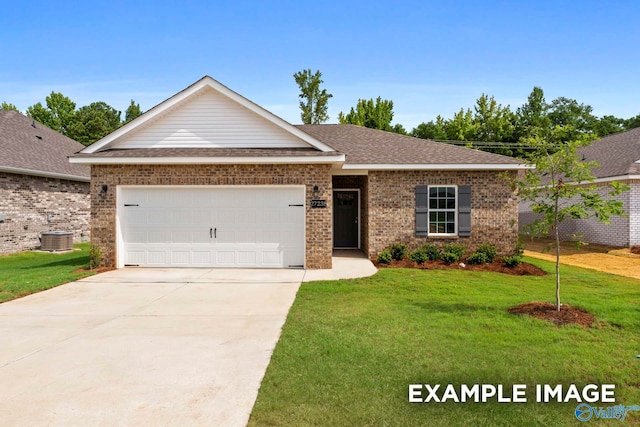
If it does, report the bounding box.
[0,172,90,255]
[519,180,633,247]
[332,175,369,254]
[367,170,519,258]
[91,164,333,269]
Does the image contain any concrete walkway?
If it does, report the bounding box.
[0,254,377,426]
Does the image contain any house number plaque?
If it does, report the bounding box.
[310,199,327,208]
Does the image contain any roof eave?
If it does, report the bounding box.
[69,154,346,165]
[341,163,533,171]
[0,166,90,182]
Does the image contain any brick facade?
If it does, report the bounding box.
[519,179,636,247]
[0,172,90,255]
[366,170,519,258]
[90,164,333,269]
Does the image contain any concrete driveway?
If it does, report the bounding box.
[0,268,303,426]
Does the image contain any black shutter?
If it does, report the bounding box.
[415,185,428,236]
[458,185,471,237]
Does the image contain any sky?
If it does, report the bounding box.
[1,0,639,130]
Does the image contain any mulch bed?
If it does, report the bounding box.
[374,259,546,276]
[508,302,595,327]
[631,246,640,255]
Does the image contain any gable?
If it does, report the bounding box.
[80,76,335,154]
[109,86,310,149]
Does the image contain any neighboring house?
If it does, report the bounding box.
[0,110,90,255]
[520,127,640,247]
[70,76,527,269]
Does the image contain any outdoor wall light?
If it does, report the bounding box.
[100,185,108,196]
[313,185,319,194]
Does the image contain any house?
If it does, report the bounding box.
[0,110,90,255]
[70,76,527,269]
[520,127,640,247]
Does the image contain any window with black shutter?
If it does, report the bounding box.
[415,185,471,237]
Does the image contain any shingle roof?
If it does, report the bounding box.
[296,124,523,166]
[579,127,640,178]
[71,147,341,158]
[0,110,89,180]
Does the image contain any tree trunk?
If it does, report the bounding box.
[554,192,561,312]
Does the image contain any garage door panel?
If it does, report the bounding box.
[120,187,305,268]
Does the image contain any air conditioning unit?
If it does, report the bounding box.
[41,231,74,251]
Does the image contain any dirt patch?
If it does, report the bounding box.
[73,267,115,274]
[509,302,595,327]
[374,259,546,276]
[631,246,640,255]
[522,237,640,280]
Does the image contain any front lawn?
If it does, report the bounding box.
[0,243,93,303]
[249,258,640,426]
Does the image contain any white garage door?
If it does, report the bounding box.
[119,187,305,268]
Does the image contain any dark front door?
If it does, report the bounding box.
[333,190,359,248]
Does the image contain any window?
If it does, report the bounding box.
[428,186,457,235]
[415,185,471,237]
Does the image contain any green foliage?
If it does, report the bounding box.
[441,251,460,264]
[1,101,18,111]
[388,243,407,261]
[26,92,77,135]
[293,69,333,125]
[124,99,143,123]
[89,244,102,270]
[503,255,522,268]
[443,243,466,260]
[466,252,488,265]
[513,130,629,309]
[475,243,498,263]
[338,96,403,133]
[418,243,442,261]
[376,249,392,264]
[67,101,122,146]
[408,249,428,265]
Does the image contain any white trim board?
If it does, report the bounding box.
[341,164,532,171]
[70,155,345,165]
[0,166,90,182]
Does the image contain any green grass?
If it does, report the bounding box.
[0,243,94,303]
[249,258,640,426]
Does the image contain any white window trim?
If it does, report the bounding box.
[427,185,458,237]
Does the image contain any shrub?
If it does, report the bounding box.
[377,249,393,264]
[443,243,466,260]
[89,243,102,270]
[419,244,442,261]
[389,243,408,261]
[475,243,498,263]
[503,255,522,268]
[441,251,460,264]
[467,252,488,265]
[409,249,428,265]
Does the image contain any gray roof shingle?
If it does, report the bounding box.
[296,124,523,166]
[0,110,89,180]
[579,127,640,178]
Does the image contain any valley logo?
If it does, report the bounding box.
[575,403,640,422]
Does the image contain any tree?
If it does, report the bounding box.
[67,102,121,145]
[515,86,551,140]
[26,92,76,135]
[293,69,332,124]
[625,113,640,130]
[338,97,400,132]
[1,102,18,111]
[124,99,143,123]
[593,115,625,137]
[411,116,448,139]
[514,128,628,311]
[473,94,515,143]
[547,97,597,141]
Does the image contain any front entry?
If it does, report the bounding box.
[333,190,359,248]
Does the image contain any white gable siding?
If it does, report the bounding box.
[112,87,310,149]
